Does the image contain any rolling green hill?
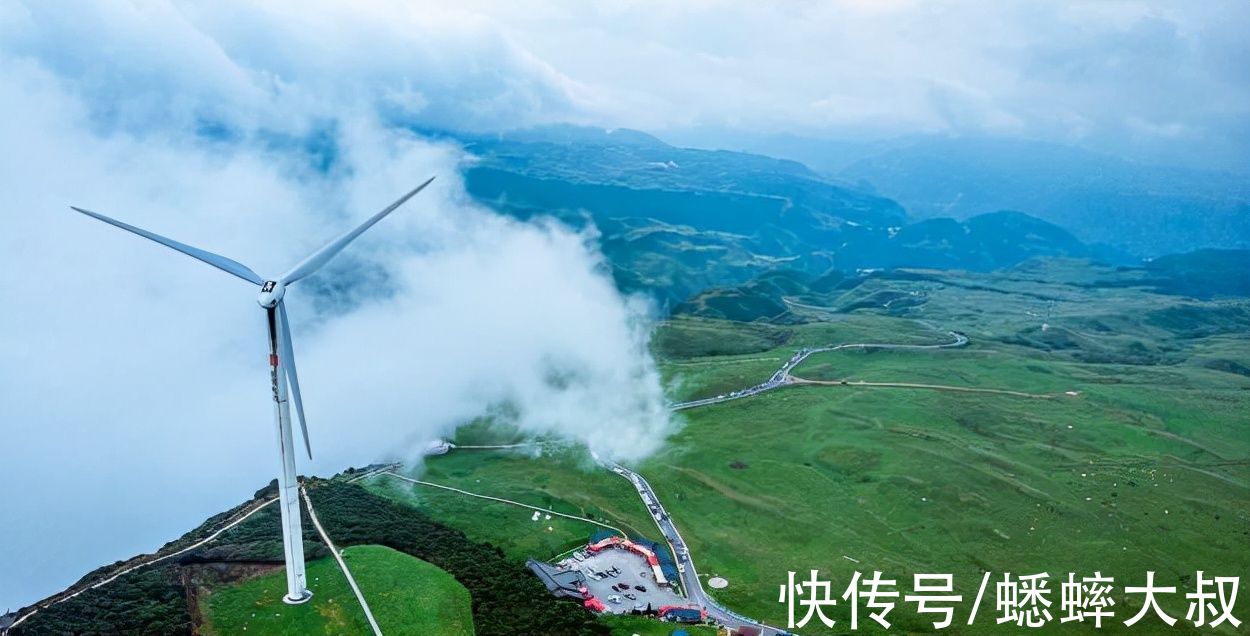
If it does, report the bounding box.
[449,125,1113,305]
[203,545,473,636]
[13,261,1248,635]
[362,269,1249,634]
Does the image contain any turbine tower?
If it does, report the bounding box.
[71,176,435,604]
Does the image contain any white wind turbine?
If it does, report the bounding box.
[71,176,435,604]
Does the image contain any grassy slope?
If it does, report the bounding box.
[367,280,1247,635]
[202,545,473,636]
[349,545,474,636]
[364,444,662,564]
[649,380,1247,633]
[202,556,370,635]
[652,296,1249,633]
[659,314,943,403]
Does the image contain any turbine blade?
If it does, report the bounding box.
[278,300,312,461]
[70,206,264,285]
[279,176,435,285]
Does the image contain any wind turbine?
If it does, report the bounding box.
[71,176,435,604]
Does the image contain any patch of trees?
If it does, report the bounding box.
[17,479,610,635]
[12,567,191,636]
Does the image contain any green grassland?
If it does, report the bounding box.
[202,545,473,636]
[654,382,1247,633]
[363,445,661,563]
[201,553,369,635]
[368,267,1248,635]
[658,314,946,403]
[51,264,1236,636]
[597,614,719,635]
[349,545,474,636]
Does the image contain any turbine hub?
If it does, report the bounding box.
[257,280,286,308]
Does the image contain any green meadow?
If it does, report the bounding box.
[362,268,1248,634]
[202,545,472,636]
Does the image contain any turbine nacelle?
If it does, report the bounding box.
[257,280,286,308]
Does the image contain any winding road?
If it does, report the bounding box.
[670,331,967,410]
[613,330,969,634]
[605,461,789,635]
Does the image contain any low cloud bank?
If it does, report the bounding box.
[0,8,671,610]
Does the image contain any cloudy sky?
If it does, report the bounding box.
[4,1,1248,166]
[0,0,1246,612]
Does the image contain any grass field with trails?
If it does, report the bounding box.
[376,282,1248,634]
[202,545,473,636]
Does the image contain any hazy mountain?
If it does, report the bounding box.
[448,125,1116,306]
[1142,249,1250,298]
[704,134,1249,258]
[679,248,1250,324]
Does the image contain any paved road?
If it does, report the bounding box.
[605,462,789,636]
[670,331,967,410]
[614,330,969,634]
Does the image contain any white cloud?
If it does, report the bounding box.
[2,0,1246,611]
[0,5,671,610]
[452,0,1248,167]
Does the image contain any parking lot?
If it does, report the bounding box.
[563,547,687,614]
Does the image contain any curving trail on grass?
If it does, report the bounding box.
[669,330,968,410]
[376,470,628,537]
[788,377,1057,399]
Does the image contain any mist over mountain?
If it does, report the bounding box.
[439,125,1130,306]
[669,132,1250,258]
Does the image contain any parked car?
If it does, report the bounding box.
[634,585,647,592]
[607,595,621,604]
[624,593,637,600]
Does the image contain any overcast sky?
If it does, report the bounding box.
[4,1,1248,167]
[460,1,1248,166]
[1,0,1246,612]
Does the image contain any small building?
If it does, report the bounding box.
[658,605,706,624]
[526,559,588,600]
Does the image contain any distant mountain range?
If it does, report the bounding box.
[671,132,1250,258]
[677,249,1250,325]
[438,125,1123,306]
